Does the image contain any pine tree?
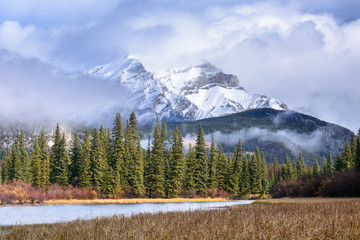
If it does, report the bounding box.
[111,113,124,190]
[355,130,360,172]
[296,152,306,177]
[70,132,82,186]
[216,144,227,191]
[18,130,31,182]
[79,130,92,189]
[90,128,105,191]
[327,152,335,173]
[30,137,42,187]
[39,130,50,190]
[184,144,196,191]
[227,139,242,195]
[194,124,208,192]
[167,127,185,198]
[208,136,217,189]
[312,159,320,177]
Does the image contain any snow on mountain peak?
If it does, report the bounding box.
[87,56,287,123]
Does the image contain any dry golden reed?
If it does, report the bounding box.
[2,198,360,239]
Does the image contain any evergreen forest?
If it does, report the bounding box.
[1,112,360,199]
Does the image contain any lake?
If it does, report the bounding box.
[0,200,253,226]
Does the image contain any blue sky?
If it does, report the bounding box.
[0,0,359,131]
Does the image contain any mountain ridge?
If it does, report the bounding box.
[87,56,288,123]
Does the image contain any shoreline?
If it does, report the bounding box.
[0,197,229,207]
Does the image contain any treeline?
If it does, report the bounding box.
[1,111,359,199]
[0,112,270,198]
[271,130,360,197]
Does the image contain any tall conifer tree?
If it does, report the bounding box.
[70,132,82,186]
[18,131,31,182]
[208,136,218,189]
[296,152,306,177]
[216,144,227,191]
[30,137,41,187]
[79,130,92,189]
[194,124,208,192]
[184,144,196,191]
[39,130,50,190]
[111,113,124,189]
[167,127,185,198]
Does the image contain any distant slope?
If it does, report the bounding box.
[141,108,353,164]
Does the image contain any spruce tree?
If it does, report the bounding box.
[239,156,250,193]
[50,126,70,186]
[227,139,242,195]
[70,132,82,186]
[2,150,11,182]
[272,158,280,183]
[30,137,42,187]
[39,130,50,190]
[351,133,357,161]
[184,144,196,191]
[341,142,353,170]
[335,151,343,171]
[167,127,185,198]
[296,152,306,177]
[10,139,21,181]
[111,113,124,190]
[355,130,360,172]
[147,123,165,198]
[90,128,105,191]
[207,136,217,189]
[79,130,92,189]
[194,124,208,192]
[216,144,227,191]
[327,152,335,173]
[281,155,295,181]
[132,138,145,196]
[312,159,320,177]
[18,131,31,182]
[249,149,262,193]
[260,151,269,193]
[321,157,327,174]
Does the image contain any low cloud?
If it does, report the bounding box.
[183,127,325,156]
[0,50,131,126]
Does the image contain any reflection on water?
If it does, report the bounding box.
[0,200,252,226]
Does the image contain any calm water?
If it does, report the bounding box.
[0,200,252,226]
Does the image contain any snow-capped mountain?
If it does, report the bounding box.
[88,56,287,123]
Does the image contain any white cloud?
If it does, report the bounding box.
[0,0,359,131]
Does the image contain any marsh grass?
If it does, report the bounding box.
[2,198,360,239]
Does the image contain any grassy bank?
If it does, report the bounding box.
[1,198,360,239]
[43,197,227,205]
